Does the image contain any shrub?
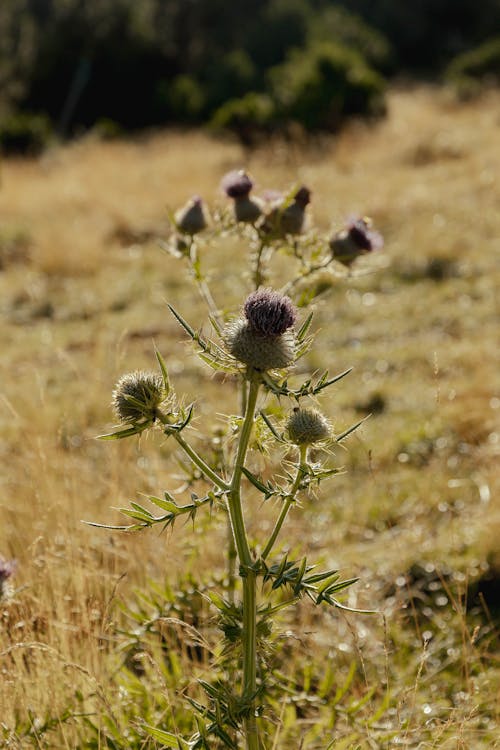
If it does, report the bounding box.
[0,111,52,155]
[210,92,276,144]
[269,41,386,131]
[445,36,500,88]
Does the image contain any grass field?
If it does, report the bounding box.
[1,86,499,748]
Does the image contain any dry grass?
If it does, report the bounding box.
[1,86,499,747]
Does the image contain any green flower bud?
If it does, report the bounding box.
[112,371,167,424]
[286,407,331,445]
[224,318,296,372]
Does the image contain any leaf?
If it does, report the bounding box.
[240,467,277,498]
[167,303,197,339]
[147,493,180,514]
[296,310,314,342]
[303,568,338,585]
[259,410,285,443]
[81,520,139,531]
[97,422,151,440]
[143,724,188,749]
[155,348,171,395]
[119,508,153,524]
[335,415,369,443]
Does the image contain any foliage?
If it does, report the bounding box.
[269,42,386,131]
[445,36,500,96]
[2,0,497,141]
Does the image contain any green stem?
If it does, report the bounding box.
[154,417,229,491]
[242,572,259,749]
[261,445,308,561]
[227,372,261,749]
[253,239,268,289]
[227,375,259,566]
[280,257,333,297]
[227,520,237,604]
[187,241,223,327]
[174,433,230,492]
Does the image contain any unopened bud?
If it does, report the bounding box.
[174,196,208,235]
[259,185,311,237]
[330,217,383,266]
[221,169,254,198]
[112,371,167,424]
[286,407,331,445]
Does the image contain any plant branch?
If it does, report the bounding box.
[261,444,308,560]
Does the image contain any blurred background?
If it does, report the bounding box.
[1,0,500,151]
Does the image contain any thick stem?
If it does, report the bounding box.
[227,372,261,749]
[242,572,259,750]
[227,521,237,604]
[261,445,308,561]
[227,375,259,567]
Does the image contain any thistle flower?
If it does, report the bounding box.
[224,289,297,371]
[0,558,16,600]
[329,217,383,266]
[244,288,297,336]
[174,196,208,235]
[224,318,296,371]
[259,185,311,237]
[286,407,331,445]
[221,170,254,198]
[221,170,263,223]
[112,371,167,424]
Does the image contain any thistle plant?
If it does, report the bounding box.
[91,172,383,749]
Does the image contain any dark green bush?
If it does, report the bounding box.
[0,112,52,155]
[445,36,500,84]
[307,6,393,71]
[210,93,276,143]
[269,42,386,131]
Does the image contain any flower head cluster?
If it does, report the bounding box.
[329,217,383,266]
[221,169,262,223]
[225,289,297,372]
[286,407,331,445]
[112,371,167,424]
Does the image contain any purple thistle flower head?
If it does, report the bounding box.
[221,170,254,198]
[0,558,16,585]
[244,288,297,337]
[347,217,384,252]
[330,217,383,266]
